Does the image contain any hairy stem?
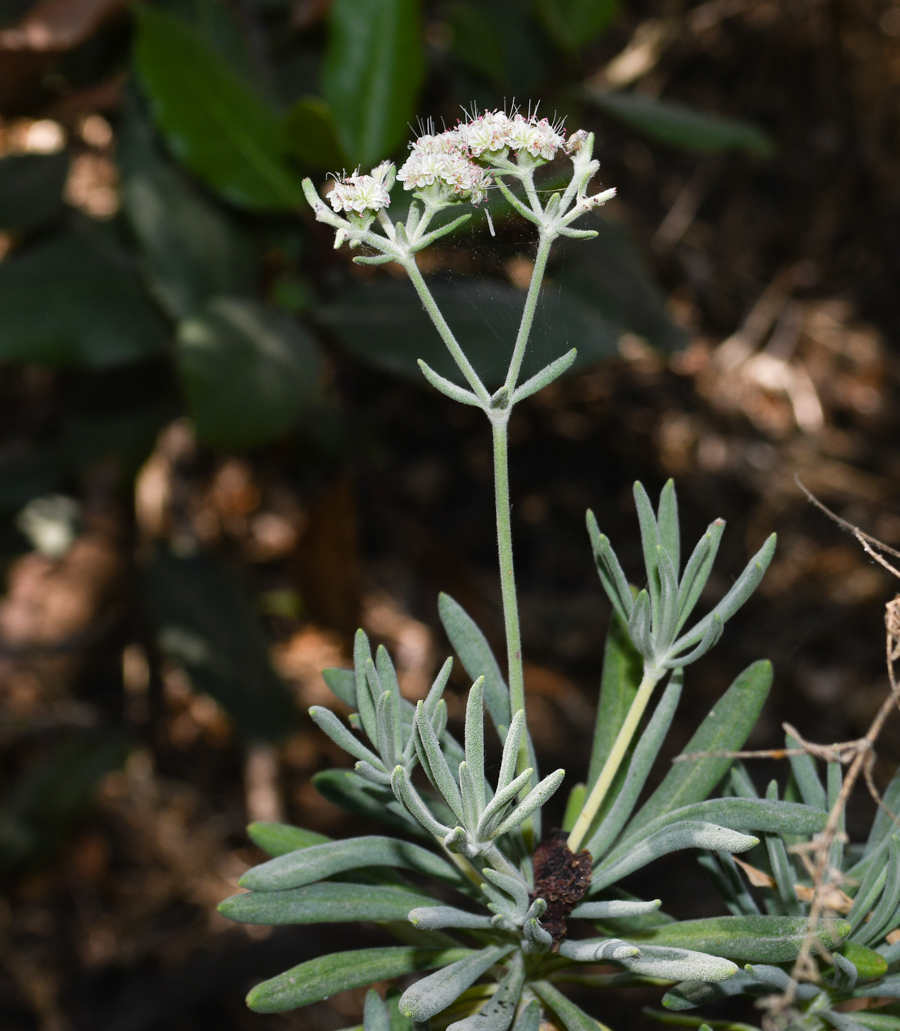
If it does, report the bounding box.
[492,418,527,774]
[403,257,491,406]
[504,232,554,394]
[567,670,662,853]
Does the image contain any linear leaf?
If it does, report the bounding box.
[446,951,525,1031]
[585,673,682,860]
[626,660,772,836]
[438,594,511,734]
[628,915,850,962]
[399,945,514,1020]
[587,609,644,791]
[247,822,330,857]
[617,798,827,855]
[592,822,758,892]
[220,882,430,924]
[240,834,462,891]
[532,980,613,1031]
[247,946,471,1013]
[619,944,737,983]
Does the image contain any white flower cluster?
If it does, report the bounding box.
[327,162,392,215]
[396,109,567,207]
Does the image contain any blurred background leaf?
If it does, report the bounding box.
[132,4,304,210]
[0,732,131,876]
[322,0,425,168]
[584,87,774,156]
[141,547,297,742]
[0,224,169,367]
[176,297,322,450]
[536,0,620,51]
[0,151,69,231]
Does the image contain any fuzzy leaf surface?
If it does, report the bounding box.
[220,882,431,924]
[626,660,772,835]
[239,835,463,891]
[629,915,851,962]
[247,946,472,1013]
[247,822,330,857]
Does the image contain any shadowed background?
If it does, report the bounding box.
[0,1,899,1029]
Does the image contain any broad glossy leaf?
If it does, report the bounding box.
[239,834,464,891]
[584,87,774,157]
[133,5,303,210]
[220,881,430,924]
[315,276,622,390]
[0,731,130,874]
[0,227,168,368]
[537,0,618,50]
[247,822,330,857]
[626,660,772,836]
[247,946,472,1013]
[283,96,348,171]
[0,152,69,231]
[630,915,851,962]
[141,547,296,741]
[438,593,511,733]
[177,296,321,449]
[400,945,515,1021]
[322,0,424,167]
[118,100,256,321]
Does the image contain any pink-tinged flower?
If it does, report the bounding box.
[327,170,390,214]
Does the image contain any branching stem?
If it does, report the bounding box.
[568,670,662,853]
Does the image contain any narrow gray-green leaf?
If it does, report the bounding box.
[247,822,330,857]
[786,730,826,811]
[438,594,511,734]
[531,980,604,1031]
[656,480,680,576]
[399,945,514,1020]
[322,667,357,708]
[587,515,634,625]
[247,946,471,1013]
[512,349,578,404]
[592,822,758,892]
[446,951,525,1031]
[627,915,851,962]
[585,672,683,860]
[618,797,827,854]
[220,882,431,924]
[323,0,424,167]
[418,360,483,407]
[312,769,422,836]
[240,834,461,891]
[626,660,772,835]
[408,905,495,930]
[587,609,643,790]
[634,482,661,627]
[675,520,724,634]
[619,944,737,983]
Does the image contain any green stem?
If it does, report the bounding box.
[492,418,525,726]
[567,669,662,853]
[504,232,554,393]
[404,257,491,406]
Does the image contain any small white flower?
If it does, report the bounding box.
[460,110,512,157]
[327,170,390,214]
